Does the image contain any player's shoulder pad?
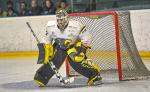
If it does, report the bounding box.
[46,20,56,27]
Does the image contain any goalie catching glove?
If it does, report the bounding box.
[37,43,55,64]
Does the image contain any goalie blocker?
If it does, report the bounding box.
[37,43,55,64]
[34,38,102,86]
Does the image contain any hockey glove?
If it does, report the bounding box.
[44,43,55,64]
[37,43,55,64]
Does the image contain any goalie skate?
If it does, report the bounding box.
[93,76,102,86]
[87,76,102,86]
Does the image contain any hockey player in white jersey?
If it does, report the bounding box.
[34,9,102,86]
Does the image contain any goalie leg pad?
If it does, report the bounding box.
[67,46,87,62]
[34,47,68,86]
[68,57,101,86]
[82,60,101,75]
[34,65,51,86]
[68,57,100,78]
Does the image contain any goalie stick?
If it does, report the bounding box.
[26,22,74,85]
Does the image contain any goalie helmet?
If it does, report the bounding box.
[56,9,69,30]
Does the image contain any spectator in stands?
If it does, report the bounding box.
[7,8,17,17]
[6,0,18,15]
[85,0,96,12]
[6,0,13,9]
[41,0,55,15]
[28,0,42,16]
[0,7,7,17]
[112,1,119,8]
[55,0,71,13]
[18,1,29,16]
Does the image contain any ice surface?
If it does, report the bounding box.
[0,57,150,92]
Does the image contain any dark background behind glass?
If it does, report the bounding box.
[0,0,150,15]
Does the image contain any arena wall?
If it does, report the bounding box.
[0,9,150,57]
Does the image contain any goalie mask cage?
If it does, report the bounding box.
[66,11,150,81]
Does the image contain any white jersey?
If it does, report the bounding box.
[44,20,92,45]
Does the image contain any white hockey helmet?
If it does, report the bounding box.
[56,9,69,30]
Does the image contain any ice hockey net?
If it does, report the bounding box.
[66,11,150,81]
